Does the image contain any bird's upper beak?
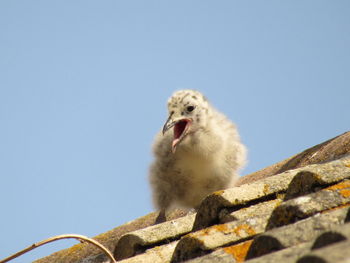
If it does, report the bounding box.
[162,115,176,135]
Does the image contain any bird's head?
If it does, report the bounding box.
[162,90,210,153]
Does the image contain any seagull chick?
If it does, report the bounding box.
[149,90,247,211]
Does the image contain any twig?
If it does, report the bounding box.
[0,234,117,263]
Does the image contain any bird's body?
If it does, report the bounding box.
[149,90,246,211]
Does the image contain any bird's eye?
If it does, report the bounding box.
[187,106,195,112]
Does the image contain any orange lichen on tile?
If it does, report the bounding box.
[325,180,350,191]
[340,189,350,198]
[233,224,256,237]
[214,223,231,234]
[196,223,236,237]
[223,240,253,263]
[326,180,350,197]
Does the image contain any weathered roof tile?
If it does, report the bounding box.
[114,213,195,260]
[219,199,281,223]
[118,241,179,263]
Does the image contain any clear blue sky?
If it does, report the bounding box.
[1,1,349,262]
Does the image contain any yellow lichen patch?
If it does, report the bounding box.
[314,173,322,181]
[49,243,88,263]
[223,240,253,263]
[344,161,350,168]
[325,180,350,191]
[153,245,168,260]
[276,193,285,201]
[65,243,84,254]
[263,184,270,195]
[233,224,256,237]
[213,190,225,195]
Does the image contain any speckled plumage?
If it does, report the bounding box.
[149,90,247,211]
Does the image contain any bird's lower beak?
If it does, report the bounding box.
[162,115,176,135]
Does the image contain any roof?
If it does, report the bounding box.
[35,131,350,263]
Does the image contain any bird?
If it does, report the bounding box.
[149,90,247,212]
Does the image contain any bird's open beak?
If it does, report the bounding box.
[162,115,192,153]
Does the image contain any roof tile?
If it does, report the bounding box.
[114,213,195,260]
